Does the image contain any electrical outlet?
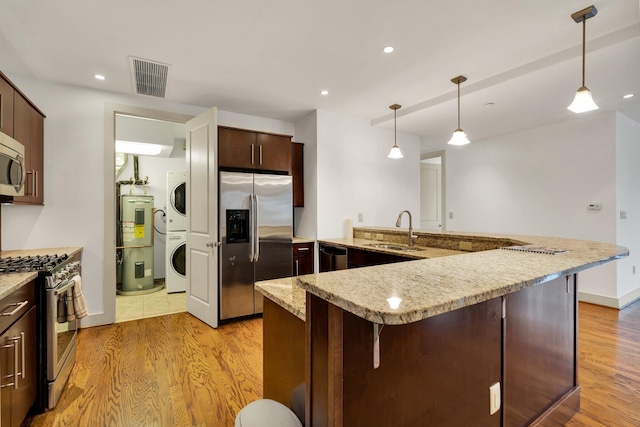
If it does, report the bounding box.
[634,266,636,275]
[358,213,363,222]
[449,212,454,219]
[489,382,501,415]
[620,210,628,220]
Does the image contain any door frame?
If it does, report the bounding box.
[420,150,446,232]
[99,103,193,326]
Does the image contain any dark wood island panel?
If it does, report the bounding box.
[306,293,502,427]
[262,275,580,427]
[263,298,305,411]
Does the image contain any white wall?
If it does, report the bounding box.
[294,111,318,240]
[0,74,297,326]
[445,111,638,304]
[0,75,205,320]
[616,112,640,305]
[316,109,421,239]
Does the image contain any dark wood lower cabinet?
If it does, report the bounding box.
[504,274,578,426]
[293,242,314,276]
[347,247,414,269]
[1,306,37,427]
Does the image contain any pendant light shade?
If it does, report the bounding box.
[387,104,403,159]
[447,75,470,146]
[568,5,598,113]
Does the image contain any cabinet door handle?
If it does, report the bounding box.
[34,170,38,198]
[259,145,263,165]
[1,300,28,316]
[295,259,299,276]
[20,332,25,379]
[0,338,18,389]
[297,247,309,251]
[251,144,255,164]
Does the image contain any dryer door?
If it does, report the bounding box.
[172,241,186,277]
[171,181,186,216]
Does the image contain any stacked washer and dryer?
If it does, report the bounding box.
[165,171,186,293]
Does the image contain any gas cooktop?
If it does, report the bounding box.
[0,254,69,274]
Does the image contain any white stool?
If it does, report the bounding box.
[235,399,303,427]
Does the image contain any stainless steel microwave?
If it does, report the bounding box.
[0,132,25,197]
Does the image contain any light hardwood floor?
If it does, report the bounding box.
[28,301,640,426]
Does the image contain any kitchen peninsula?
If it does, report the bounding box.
[257,228,628,427]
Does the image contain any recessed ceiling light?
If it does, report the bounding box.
[485,102,495,107]
[320,90,329,95]
[623,94,634,99]
[383,46,394,53]
[94,74,106,80]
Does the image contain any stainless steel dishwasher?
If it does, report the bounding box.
[319,244,347,272]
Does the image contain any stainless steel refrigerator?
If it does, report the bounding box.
[219,171,293,321]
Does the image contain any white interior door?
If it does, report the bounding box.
[186,107,219,328]
[420,162,442,230]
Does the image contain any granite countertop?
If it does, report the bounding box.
[257,233,627,326]
[293,236,315,244]
[319,237,466,259]
[257,276,307,321]
[0,247,83,300]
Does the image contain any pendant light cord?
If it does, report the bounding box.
[581,19,586,87]
[457,82,461,129]
[394,108,397,146]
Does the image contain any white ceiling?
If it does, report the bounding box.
[1,0,639,152]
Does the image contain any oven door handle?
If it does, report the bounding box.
[53,276,78,295]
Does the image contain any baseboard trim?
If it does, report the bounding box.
[579,289,640,310]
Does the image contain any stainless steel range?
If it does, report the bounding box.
[0,251,82,411]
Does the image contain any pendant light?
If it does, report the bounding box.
[447,75,470,145]
[387,104,403,159]
[567,5,598,113]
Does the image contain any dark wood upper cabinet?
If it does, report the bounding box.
[13,93,45,205]
[256,133,291,173]
[292,142,304,207]
[0,75,14,137]
[218,126,292,173]
[1,71,46,205]
[218,127,256,169]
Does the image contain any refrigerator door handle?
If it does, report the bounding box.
[254,194,260,261]
[249,194,255,262]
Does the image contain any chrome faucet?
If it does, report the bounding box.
[395,210,416,246]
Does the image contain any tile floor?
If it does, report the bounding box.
[115,289,187,323]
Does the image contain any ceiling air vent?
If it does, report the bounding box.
[129,56,170,98]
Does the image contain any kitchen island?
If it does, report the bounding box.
[257,229,627,427]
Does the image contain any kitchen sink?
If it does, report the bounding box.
[364,243,421,252]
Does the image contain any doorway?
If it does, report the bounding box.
[114,114,188,322]
[103,104,193,326]
[420,150,445,231]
